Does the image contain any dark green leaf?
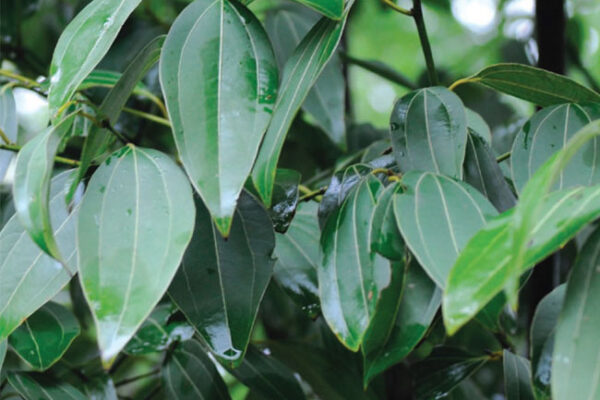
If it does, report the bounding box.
[270,169,301,233]
[0,339,6,372]
[48,0,143,115]
[77,146,195,365]
[503,350,535,400]
[160,0,278,236]
[394,171,497,287]
[390,87,468,179]
[370,182,404,260]
[8,302,80,370]
[289,0,343,19]
[169,191,275,367]
[0,171,78,341]
[510,103,600,193]
[466,108,491,144]
[8,372,87,399]
[83,374,118,400]
[0,86,17,180]
[552,227,600,400]
[466,63,600,106]
[78,69,155,101]
[163,339,231,400]
[530,285,565,400]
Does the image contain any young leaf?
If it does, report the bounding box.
[8,302,80,371]
[252,11,350,206]
[169,191,275,367]
[0,171,78,342]
[13,113,76,259]
[319,175,388,350]
[269,169,301,233]
[289,0,344,19]
[160,0,278,236]
[8,372,87,399]
[163,339,231,400]
[0,86,18,180]
[48,0,144,115]
[511,103,600,193]
[77,146,195,365]
[462,63,600,106]
[503,350,535,400]
[394,171,497,287]
[552,227,600,400]
[390,87,468,179]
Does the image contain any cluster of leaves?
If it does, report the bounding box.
[0,0,599,399]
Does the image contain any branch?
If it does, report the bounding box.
[340,52,417,89]
[0,143,80,166]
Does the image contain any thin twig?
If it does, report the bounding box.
[340,52,417,89]
[115,369,161,387]
[123,107,171,127]
[0,143,80,166]
[412,0,438,86]
[381,0,413,15]
[496,151,511,163]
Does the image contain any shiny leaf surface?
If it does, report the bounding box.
[77,146,195,365]
[370,182,404,260]
[503,350,535,400]
[78,69,154,100]
[160,0,278,236]
[0,86,17,180]
[270,169,301,233]
[8,372,87,399]
[169,191,275,367]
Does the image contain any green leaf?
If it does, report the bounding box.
[77,145,195,365]
[8,372,87,399]
[503,350,535,400]
[390,87,468,179]
[0,171,78,342]
[83,374,118,400]
[270,169,301,233]
[273,202,320,316]
[13,113,76,259]
[160,0,278,236]
[530,284,565,400]
[464,63,600,106]
[370,182,404,260]
[169,191,275,367]
[394,171,497,287]
[289,0,344,19]
[78,69,155,101]
[443,185,600,334]
[48,0,143,115]
[8,302,80,371]
[0,86,18,180]
[362,259,441,385]
[124,303,194,355]
[163,339,231,400]
[252,11,349,206]
[466,108,491,144]
[552,227,600,400]
[510,103,600,193]
[413,347,488,400]
[319,175,390,351]
[464,132,516,212]
[0,339,6,372]
[227,345,306,400]
[67,35,165,205]
[265,6,346,148]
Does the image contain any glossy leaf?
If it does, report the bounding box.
[77,145,195,365]
[163,339,231,400]
[160,0,278,236]
[530,284,565,400]
[228,346,306,400]
[466,108,491,144]
[319,175,388,350]
[390,87,468,179]
[0,171,78,342]
[289,0,343,19]
[13,112,76,259]
[511,103,600,193]
[169,191,275,367]
[48,0,143,115]
[270,169,301,233]
[0,86,17,180]
[466,63,600,106]
[362,260,441,385]
[394,171,497,287]
[552,227,600,400]
[464,132,516,212]
[8,372,87,399]
[252,11,349,206]
[8,302,80,370]
[370,182,404,260]
[503,350,535,400]
[273,202,320,315]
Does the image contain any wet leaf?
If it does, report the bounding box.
[270,169,301,233]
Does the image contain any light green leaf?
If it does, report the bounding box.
[394,171,497,287]
[48,0,143,115]
[8,372,87,399]
[8,302,80,370]
[83,374,118,400]
[160,0,278,236]
[463,63,600,106]
[78,69,156,103]
[0,86,18,180]
[0,171,78,342]
[169,191,275,367]
[552,227,600,400]
[77,145,195,365]
[163,339,231,400]
[252,11,350,206]
[503,350,535,400]
[466,108,491,144]
[390,87,468,179]
[13,113,76,259]
[289,0,344,19]
[511,103,600,193]
[0,340,6,372]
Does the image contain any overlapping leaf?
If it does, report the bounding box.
[0,86,17,180]
[8,372,87,399]
[269,169,301,233]
[290,0,344,19]
[0,340,6,372]
[370,182,404,260]
[503,350,535,400]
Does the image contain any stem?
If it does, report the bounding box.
[0,143,80,166]
[381,0,413,16]
[496,151,511,163]
[412,0,438,86]
[448,77,479,91]
[340,52,417,89]
[115,369,160,387]
[0,127,13,145]
[123,107,171,127]
[0,69,40,88]
[299,187,327,202]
